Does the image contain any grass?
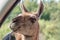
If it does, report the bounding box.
[0,22,11,40]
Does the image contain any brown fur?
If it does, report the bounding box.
[10,1,44,40]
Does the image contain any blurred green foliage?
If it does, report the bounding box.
[0,0,60,40]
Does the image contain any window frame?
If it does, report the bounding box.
[0,0,21,27]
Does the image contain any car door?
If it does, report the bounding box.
[0,0,21,27]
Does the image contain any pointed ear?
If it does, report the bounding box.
[35,1,44,17]
[21,4,28,12]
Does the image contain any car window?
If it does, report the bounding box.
[0,0,9,12]
[0,0,21,27]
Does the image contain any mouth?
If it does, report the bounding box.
[10,21,32,32]
[10,23,19,31]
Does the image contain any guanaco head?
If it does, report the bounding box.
[10,1,44,32]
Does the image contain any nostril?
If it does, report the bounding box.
[12,18,18,23]
[13,20,16,23]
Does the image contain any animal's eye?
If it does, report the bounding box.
[12,16,22,23]
[29,17,36,23]
[12,18,18,23]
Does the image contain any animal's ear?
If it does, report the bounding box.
[21,4,28,13]
[35,1,44,17]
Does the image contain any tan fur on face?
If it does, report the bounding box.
[10,12,38,35]
[10,0,44,40]
[13,32,25,40]
[10,12,39,40]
